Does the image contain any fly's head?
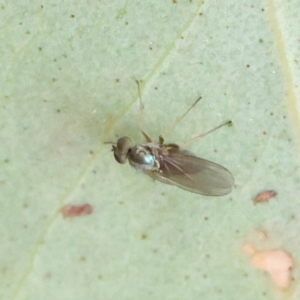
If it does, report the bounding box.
[112,136,133,164]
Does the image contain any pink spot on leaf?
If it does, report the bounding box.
[61,204,93,218]
[253,190,277,204]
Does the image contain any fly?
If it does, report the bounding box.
[106,81,234,196]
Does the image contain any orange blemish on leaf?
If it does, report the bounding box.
[243,244,295,289]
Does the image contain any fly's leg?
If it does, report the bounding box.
[141,130,152,142]
[161,97,202,138]
[181,120,232,147]
[159,136,164,145]
[136,80,144,131]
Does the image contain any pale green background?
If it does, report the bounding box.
[1,0,300,299]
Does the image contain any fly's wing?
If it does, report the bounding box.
[145,147,234,196]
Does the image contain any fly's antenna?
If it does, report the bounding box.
[136,80,144,130]
[103,141,116,145]
[181,120,232,147]
[161,96,202,138]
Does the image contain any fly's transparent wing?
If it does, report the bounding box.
[145,147,234,196]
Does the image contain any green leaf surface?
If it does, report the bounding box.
[1,0,300,299]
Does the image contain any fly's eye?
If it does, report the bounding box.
[116,137,133,153]
[113,136,133,164]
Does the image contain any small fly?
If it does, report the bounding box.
[107,81,234,196]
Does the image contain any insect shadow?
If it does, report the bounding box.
[105,81,234,196]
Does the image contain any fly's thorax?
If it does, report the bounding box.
[113,136,133,164]
[128,144,160,171]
